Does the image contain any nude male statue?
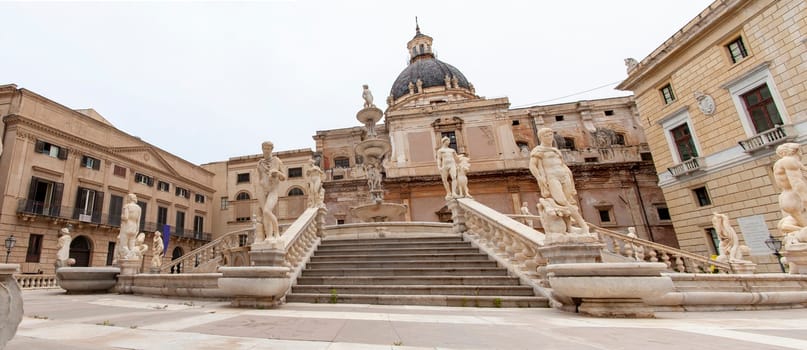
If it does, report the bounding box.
[256,141,287,241]
[435,136,458,199]
[116,193,142,261]
[774,143,807,228]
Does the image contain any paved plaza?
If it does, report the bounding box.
[6,289,807,350]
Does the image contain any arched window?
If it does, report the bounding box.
[288,188,304,196]
[235,192,250,201]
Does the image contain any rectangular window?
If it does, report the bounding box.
[671,123,698,161]
[108,195,123,226]
[333,174,344,180]
[555,115,564,121]
[584,157,599,163]
[660,83,676,104]
[741,84,783,134]
[560,137,575,150]
[113,165,126,178]
[657,207,671,221]
[195,194,205,203]
[134,173,154,186]
[726,37,748,64]
[105,242,116,266]
[220,197,229,210]
[175,187,190,198]
[81,155,101,170]
[157,206,168,230]
[34,140,68,160]
[193,215,204,234]
[288,167,303,178]
[25,177,64,217]
[333,158,350,168]
[337,219,345,225]
[598,209,611,223]
[705,228,720,255]
[25,234,43,263]
[74,187,103,223]
[640,152,653,161]
[441,131,458,151]
[157,181,170,192]
[236,173,250,183]
[614,134,625,146]
[176,211,186,234]
[604,110,614,116]
[693,186,712,207]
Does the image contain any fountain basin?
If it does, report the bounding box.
[355,138,390,160]
[356,106,383,126]
[350,202,408,222]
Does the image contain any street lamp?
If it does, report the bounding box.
[4,235,16,263]
[764,235,786,273]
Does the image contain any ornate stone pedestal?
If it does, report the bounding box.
[218,245,292,308]
[729,261,757,274]
[537,233,604,265]
[782,243,807,274]
[56,267,120,294]
[0,264,22,348]
[547,262,673,318]
[118,258,142,275]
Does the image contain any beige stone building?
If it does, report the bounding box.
[617,0,805,271]
[0,85,214,274]
[312,28,678,247]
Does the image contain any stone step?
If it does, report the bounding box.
[304,260,499,269]
[285,293,549,308]
[313,247,480,256]
[300,267,509,277]
[309,253,491,263]
[291,285,536,296]
[316,241,471,251]
[296,276,522,286]
[322,236,463,245]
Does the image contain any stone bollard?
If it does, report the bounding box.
[0,264,23,348]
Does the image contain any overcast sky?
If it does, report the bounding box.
[0,0,714,164]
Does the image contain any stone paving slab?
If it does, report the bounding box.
[8,290,807,349]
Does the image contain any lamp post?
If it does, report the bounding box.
[4,235,16,263]
[764,235,786,273]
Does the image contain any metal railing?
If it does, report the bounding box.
[592,223,731,273]
[667,157,703,177]
[738,124,795,153]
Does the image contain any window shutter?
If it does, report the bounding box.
[26,177,39,211]
[147,177,154,186]
[51,182,64,217]
[58,147,68,160]
[74,187,87,219]
[93,159,101,170]
[34,141,45,154]
[92,191,104,223]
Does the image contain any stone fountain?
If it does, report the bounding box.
[350,85,407,222]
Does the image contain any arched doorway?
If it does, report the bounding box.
[171,247,184,274]
[69,236,92,267]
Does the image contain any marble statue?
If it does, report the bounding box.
[774,143,807,231]
[536,197,573,234]
[362,84,374,108]
[451,75,459,89]
[468,83,475,94]
[529,127,589,235]
[305,158,325,208]
[55,226,75,268]
[151,231,164,269]
[116,193,142,261]
[416,79,423,94]
[520,202,533,227]
[444,74,451,89]
[408,81,415,95]
[624,58,639,72]
[455,154,471,198]
[712,212,749,263]
[387,95,393,106]
[256,141,286,241]
[436,136,458,199]
[135,232,148,256]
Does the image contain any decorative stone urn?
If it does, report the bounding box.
[547,262,673,318]
[0,264,23,348]
[56,266,120,294]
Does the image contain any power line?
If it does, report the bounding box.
[512,79,625,108]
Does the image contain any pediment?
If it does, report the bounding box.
[109,146,179,177]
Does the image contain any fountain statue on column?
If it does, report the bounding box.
[350,84,407,222]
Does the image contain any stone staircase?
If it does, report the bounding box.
[286,235,548,307]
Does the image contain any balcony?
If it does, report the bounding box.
[738,124,795,153]
[16,199,211,242]
[667,157,703,177]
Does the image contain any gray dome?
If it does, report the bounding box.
[390,58,471,100]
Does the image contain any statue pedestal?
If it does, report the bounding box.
[537,233,604,265]
[0,264,22,348]
[118,258,142,276]
[783,243,807,274]
[250,240,286,266]
[548,262,673,318]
